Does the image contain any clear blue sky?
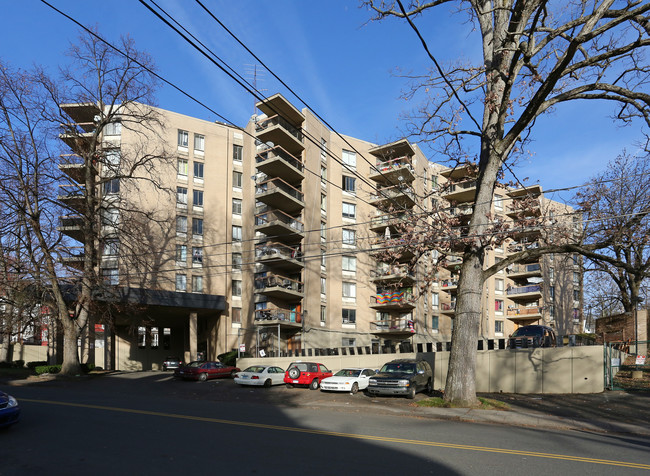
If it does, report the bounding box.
[1,1,644,200]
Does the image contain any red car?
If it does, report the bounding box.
[284,362,333,390]
[174,361,240,382]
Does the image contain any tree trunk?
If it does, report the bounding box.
[60,314,81,375]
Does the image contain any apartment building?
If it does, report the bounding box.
[56,94,583,370]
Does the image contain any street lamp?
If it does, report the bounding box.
[633,296,644,356]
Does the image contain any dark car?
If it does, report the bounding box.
[508,325,556,348]
[284,362,333,390]
[367,359,433,399]
[0,390,20,428]
[162,356,183,371]
[174,361,240,382]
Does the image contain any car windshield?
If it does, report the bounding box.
[243,366,266,373]
[186,361,203,368]
[334,369,361,377]
[512,327,544,337]
[380,363,416,374]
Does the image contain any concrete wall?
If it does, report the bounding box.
[239,345,604,394]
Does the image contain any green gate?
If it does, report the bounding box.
[604,341,650,390]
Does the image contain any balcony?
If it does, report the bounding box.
[370,184,416,208]
[254,307,303,329]
[60,246,85,270]
[254,273,304,301]
[369,291,415,310]
[255,242,304,272]
[370,264,416,284]
[449,205,473,222]
[369,156,415,185]
[255,177,304,214]
[369,236,415,261]
[57,184,87,213]
[441,256,463,270]
[506,284,542,301]
[255,145,304,185]
[254,209,304,242]
[440,302,456,315]
[370,317,416,336]
[507,263,542,279]
[59,154,89,183]
[369,211,407,233]
[507,306,543,322]
[58,215,85,242]
[440,278,459,293]
[255,115,304,157]
[441,179,477,203]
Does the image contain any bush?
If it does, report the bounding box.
[35,365,61,375]
[218,350,251,366]
[27,361,48,370]
[13,360,25,368]
[0,361,13,369]
[81,363,96,373]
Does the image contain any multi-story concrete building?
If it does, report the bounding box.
[56,94,583,370]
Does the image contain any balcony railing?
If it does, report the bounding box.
[508,241,540,253]
[255,114,303,143]
[506,284,542,295]
[440,278,459,288]
[447,180,477,193]
[374,156,414,172]
[370,317,415,333]
[255,145,303,172]
[441,302,456,311]
[255,209,304,232]
[371,264,415,279]
[255,242,303,261]
[370,212,407,228]
[370,291,414,306]
[255,273,303,293]
[371,184,415,202]
[508,263,541,274]
[255,307,303,323]
[507,307,543,317]
[256,177,304,202]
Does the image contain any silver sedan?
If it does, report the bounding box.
[234,365,286,387]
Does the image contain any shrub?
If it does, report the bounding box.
[218,350,251,366]
[35,365,61,375]
[27,361,48,370]
[13,360,25,368]
[0,362,13,369]
[81,363,96,373]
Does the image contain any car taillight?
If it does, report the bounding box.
[252,375,259,379]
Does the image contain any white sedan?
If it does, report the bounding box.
[234,365,286,387]
[320,368,376,394]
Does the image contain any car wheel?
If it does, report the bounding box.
[198,372,208,382]
[309,379,319,390]
[426,379,433,395]
[264,379,272,388]
[407,385,416,399]
[163,366,167,371]
[285,383,294,388]
[288,367,301,379]
[350,382,359,395]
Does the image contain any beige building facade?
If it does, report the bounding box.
[57,95,583,370]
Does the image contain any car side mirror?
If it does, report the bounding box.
[417,369,424,375]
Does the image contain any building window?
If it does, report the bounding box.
[232,253,242,270]
[321,251,326,270]
[321,166,327,185]
[342,202,356,219]
[549,267,554,281]
[573,288,580,301]
[104,121,122,136]
[232,225,242,242]
[192,247,203,265]
[342,308,356,324]
[102,268,119,286]
[549,304,555,318]
[232,307,242,324]
[342,255,356,273]
[432,292,439,310]
[573,254,579,265]
[495,299,504,315]
[138,326,146,348]
[175,274,187,292]
[103,178,120,195]
[192,275,203,293]
[103,240,119,257]
[495,278,504,295]
[342,176,356,193]
[194,134,205,152]
[495,320,504,335]
[320,138,327,161]
[177,158,188,177]
[320,221,327,243]
[101,208,119,227]
[233,144,243,162]
[192,218,203,236]
[176,244,187,263]
[495,257,503,273]
[342,338,356,347]
[193,162,204,180]
[150,327,159,348]
[177,186,188,205]
[193,190,204,208]
[321,193,327,212]
[342,150,356,169]
[431,315,439,330]
[176,216,187,234]
[178,129,189,147]
[233,171,243,188]
[342,228,356,246]
[494,195,503,211]
[320,277,326,295]
[104,149,121,169]
[232,198,242,215]
[232,279,242,297]
[342,282,356,299]
[320,305,326,323]
[573,271,580,285]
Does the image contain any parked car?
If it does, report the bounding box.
[234,365,286,387]
[367,359,433,399]
[174,361,240,382]
[284,362,333,390]
[162,356,183,371]
[0,390,20,429]
[508,325,556,348]
[320,368,376,394]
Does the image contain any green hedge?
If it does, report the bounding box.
[35,365,61,375]
[27,361,48,370]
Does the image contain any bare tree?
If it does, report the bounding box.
[364,0,650,405]
[0,29,172,375]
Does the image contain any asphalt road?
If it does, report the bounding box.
[2,372,650,475]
